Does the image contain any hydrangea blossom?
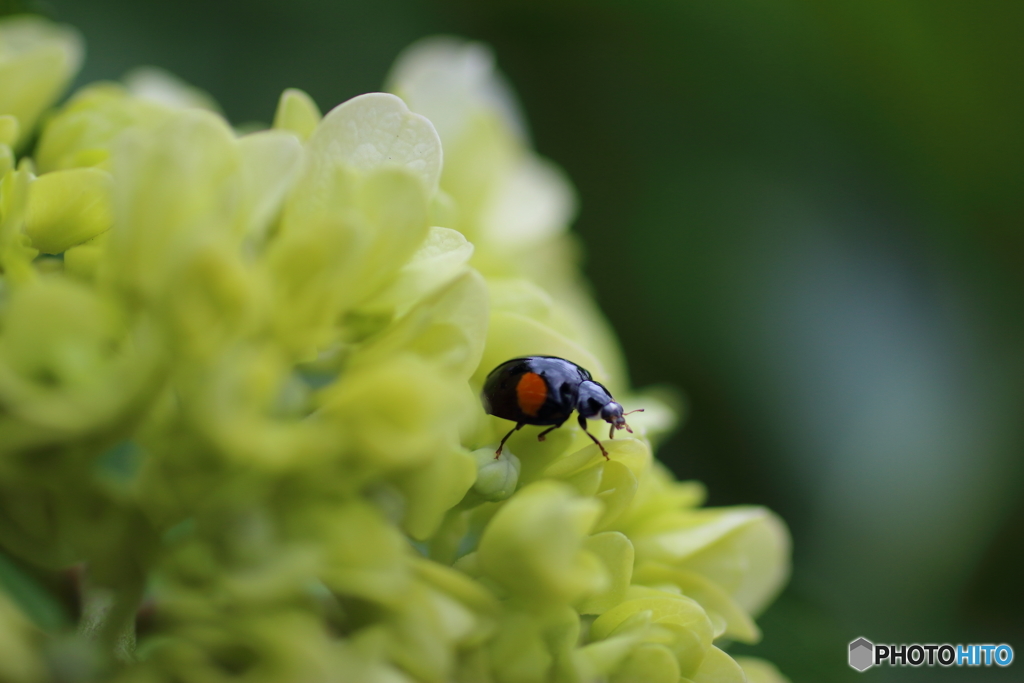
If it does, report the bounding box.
[0,17,791,683]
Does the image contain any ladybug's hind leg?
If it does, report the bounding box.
[495,422,524,459]
[537,420,567,442]
[577,414,610,460]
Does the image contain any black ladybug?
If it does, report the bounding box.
[481,356,642,459]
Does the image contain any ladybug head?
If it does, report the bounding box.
[599,401,626,428]
[599,402,644,438]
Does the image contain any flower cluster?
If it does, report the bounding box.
[0,16,791,683]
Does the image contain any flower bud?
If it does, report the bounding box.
[470,446,520,501]
[25,167,113,254]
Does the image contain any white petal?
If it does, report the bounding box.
[237,129,305,242]
[361,226,474,316]
[308,92,442,194]
[480,154,576,246]
[122,66,220,112]
[386,36,526,144]
[0,16,83,145]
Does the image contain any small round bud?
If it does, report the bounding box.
[471,446,521,501]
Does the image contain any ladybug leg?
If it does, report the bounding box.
[577,414,610,460]
[495,422,524,458]
[537,420,566,442]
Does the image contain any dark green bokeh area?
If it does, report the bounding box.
[23,0,1024,680]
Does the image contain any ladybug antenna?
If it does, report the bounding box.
[616,408,644,437]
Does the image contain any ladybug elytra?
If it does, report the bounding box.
[481,356,642,459]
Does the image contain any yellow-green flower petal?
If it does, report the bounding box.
[387,37,525,145]
[477,154,575,248]
[273,88,321,142]
[107,108,240,298]
[34,83,173,172]
[312,500,412,604]
[0,276,158,451]
[394,448,477,540]
[306,92,442,195]
[687,645,747,683]
[411,556,500,617]
[0,144,13,178]
[487,277,554,321]
[385,581,473,682]
[633,563,761,643]
[236,129,304,243]
[318,354,470,472]
[590,589,714,675]
[735,656,792,683]
[477,481,606,606]
[0,162,37,285]
[610,643,679,683]
[360,226,475,318]
[575,531,634,615]
[0,16,83,147]
[122,66,220,112]
[487,610,551,683]
[631,506,791,616]
[0,115,19,146]
[353,270,488,382]
[63,230,109,281]
[271,165,433,354]
[25,167,113,254]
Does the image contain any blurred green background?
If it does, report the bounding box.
[17,0,1024,680]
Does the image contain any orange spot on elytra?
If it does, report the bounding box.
[516,372,547,417]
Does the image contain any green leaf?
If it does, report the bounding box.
[0,550,69,632]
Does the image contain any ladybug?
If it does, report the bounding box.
[481,356,642,459]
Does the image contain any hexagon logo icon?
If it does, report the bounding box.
[849,637,874,671]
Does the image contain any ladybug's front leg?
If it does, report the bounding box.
[577,414,610,459]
